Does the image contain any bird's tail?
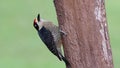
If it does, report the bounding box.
[62,56,70,66]
[58,52,70,66]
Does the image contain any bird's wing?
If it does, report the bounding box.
[43,22,61,47]
[38,26,62,60]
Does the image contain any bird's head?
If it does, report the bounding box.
[33,14,44,31]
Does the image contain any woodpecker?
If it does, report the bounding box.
[33,14,69,66]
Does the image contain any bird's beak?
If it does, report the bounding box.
[37,14,40,22]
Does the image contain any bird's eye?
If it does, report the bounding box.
[33,23,39,30]
[34,24,37,27]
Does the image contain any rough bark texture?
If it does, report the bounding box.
[54,0,113,68]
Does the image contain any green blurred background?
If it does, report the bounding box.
[0,0,119,68]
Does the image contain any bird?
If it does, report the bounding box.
[33,14,70,66]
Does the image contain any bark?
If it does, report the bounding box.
[54,0,114,68]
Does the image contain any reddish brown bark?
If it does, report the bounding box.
[54,0,113,68]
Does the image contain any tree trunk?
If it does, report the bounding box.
[54,0,114,68]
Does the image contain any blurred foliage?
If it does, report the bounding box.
[106,0,120,68]
[0,0,119,68]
